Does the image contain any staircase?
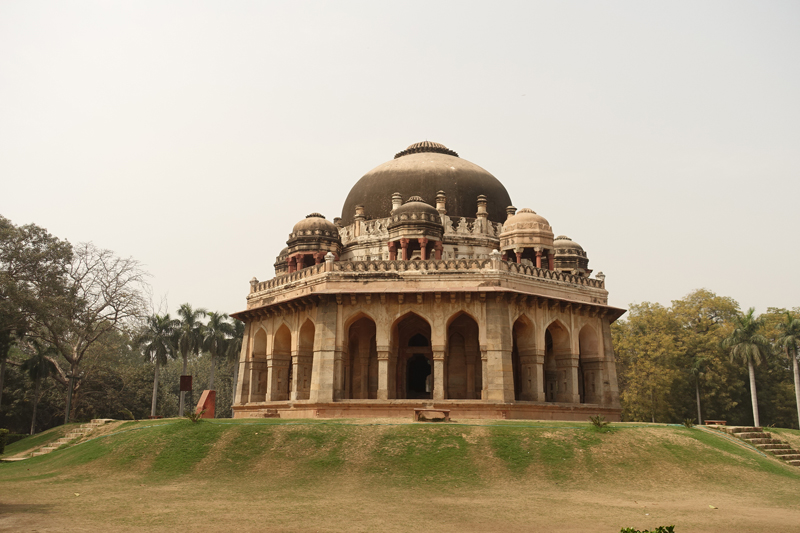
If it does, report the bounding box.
[723,426,800,467]
[30,419,114,457]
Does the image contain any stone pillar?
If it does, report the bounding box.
[388,241,397,261]
[248,360,268,403]
[515,248,523,264]
[309,298,339,403]
[234,323,252,405]
[434,242,443,260]
[288,256,297,274]
[333,350,344,400]
[476,194,488,234]
[400,238,409,261]
[377,349,390,400]
[392,192,403,212]
[418,238,429,260]
[466,357,476,399]
[547,251,555,271]
[433,349,445,400]
[601,317,621,408]
[506,206,517,220]
[519,349,545,401]
[535,248,543,269]
[290,352,301,400]
[267,356,289,401]
[581,360,603,404]
[314,252,324,265]
[484,297,515,402]
[354,205,365,237]
[480,347,488,400]
[555,355,580,403]
[325,251,335,272]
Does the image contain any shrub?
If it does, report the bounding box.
[589,415,609,429]
[0,428,8,454]
[620,526,675,533]
[185,410,206,423]
[682,418,695,428]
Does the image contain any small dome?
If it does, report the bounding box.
[392,197,440,218]
[554,235,584,252]
[292,213,338,235]
[503,208,551,231]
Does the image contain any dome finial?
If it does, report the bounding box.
[394,141,459,159]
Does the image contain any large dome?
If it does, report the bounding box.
[340,142,512,226]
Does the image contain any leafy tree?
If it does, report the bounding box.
[722,308,771,427]
[0,215,71,411]
[20,342,57,434]
[202,311,234,391]
[137,313,179,417]
[27,242,149,423]
[613,302,681,422]
[774,310,800,428]
[671,289,739,424]
[175,303,207,417]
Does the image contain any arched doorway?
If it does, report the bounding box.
[512,315,536,401]
[447,313,481,399]
[346,316,377,399]
[295,319,315,400]
[272,324,291,401]
[545,320,572,403]
[249,328,268,402]
[392,313,432,399]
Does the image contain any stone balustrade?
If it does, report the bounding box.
[249,258,605,295]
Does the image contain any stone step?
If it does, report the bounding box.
[90,418,114,425]
[745,438,782,445]
[787,460,800,467]
[31,450,50,457]
[771,450,800,458]
[756,443,791,451]
[725,426,762,434]
[736,432,771,439]
[40,446,58,452]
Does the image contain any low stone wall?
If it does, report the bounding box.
[232,400,621,422]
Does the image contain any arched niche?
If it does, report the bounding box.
[272,324,292,401]
[247,327,268,401]
[545,319,573,403]
[294,319,315,400]
[447,313,481,399]
[346,316,377,399]
[512,315,537,401]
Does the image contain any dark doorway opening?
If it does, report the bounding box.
[406,354,431,399]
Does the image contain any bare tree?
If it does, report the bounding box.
[29,242,149,423]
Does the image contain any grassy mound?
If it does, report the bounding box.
[2,419,799,532]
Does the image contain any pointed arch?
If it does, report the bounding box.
[294,319,315,400]
[545,318,574,403]
[447,312,481,399]
[512,314,537,401]
[346,316,377,399]
[271,324,292,401]
[391,312,433,399]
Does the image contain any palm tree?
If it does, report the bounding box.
[175,304,207,417]
[137,313,179,418]
[226,319,245,406]
[21,342,57,435]
[776,311,800,428]
[722,308,770,427]
[690,355,708,425]
[202,311,234,391]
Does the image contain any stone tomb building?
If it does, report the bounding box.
[231,142,625,420]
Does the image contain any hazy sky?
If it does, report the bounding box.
[2,1,798,317]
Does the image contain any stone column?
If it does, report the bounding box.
[309,298,339,403]
[288,256,297,274]
[333,350,344,400]
[484,297,515,402]
[601,317,621,408]
[547,251,555,271]
[400,238,409,260]
[418,238,429,260]
[519,349,544,401]
[515,247,523,264]
[555,355,580,403]
[314,252,324,265]
[433,349,445,400]
[248,360,268,403]
[290,352,301,400]
[388,241,397,261]
[434,241,443,260]
[377,349,390,400]
[466,357,476,399]
[535,248,543,269]
[581,360,604,404]
[480,347,488,400]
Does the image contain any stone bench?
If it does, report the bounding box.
[413,408,450,422]
[704,420,726,426]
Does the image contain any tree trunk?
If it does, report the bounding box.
[151,361,160,418]
[0,357,6,410]
[178,355,188,417]
[64,363,77,425]
[31,375,41,435]
[695,377,702,425]
[748,359,760,427]
[791,347,800,430]
[209,354,216,390]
